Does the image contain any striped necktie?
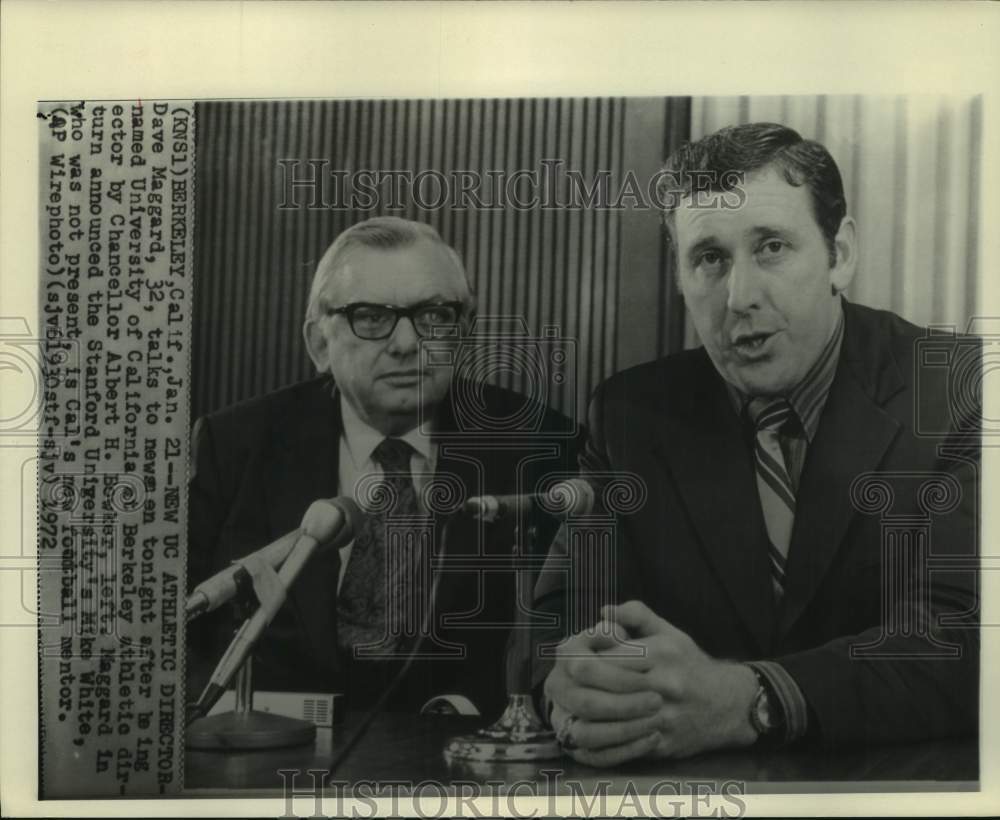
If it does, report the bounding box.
[749,398,796,599]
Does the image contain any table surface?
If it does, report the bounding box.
[184,712,979,795]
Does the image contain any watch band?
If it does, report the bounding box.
[748,681,769,735]
[746,664,786,748]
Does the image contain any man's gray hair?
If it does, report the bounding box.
[304,216,473,322]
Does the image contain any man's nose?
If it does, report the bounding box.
[386,315,420,355]
[726,256,764,314]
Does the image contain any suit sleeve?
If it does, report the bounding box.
[774,417,980,748]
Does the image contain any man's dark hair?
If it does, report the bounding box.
[657,122,847,266]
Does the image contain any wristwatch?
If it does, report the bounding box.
[747,665,786,747]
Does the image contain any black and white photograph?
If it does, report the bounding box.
[3,2,1000,817]
[181,94,983,798]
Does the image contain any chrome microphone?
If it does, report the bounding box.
[185,496,364,621]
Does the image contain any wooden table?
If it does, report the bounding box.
[184,712,978,795]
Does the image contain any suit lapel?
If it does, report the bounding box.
[777,304,904,638]
[653,354,776,654]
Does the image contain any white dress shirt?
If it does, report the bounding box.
[335,396,437,591]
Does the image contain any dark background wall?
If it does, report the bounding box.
[190,97,690,422]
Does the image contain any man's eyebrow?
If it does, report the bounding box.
[686,236,722,259]
[746,225,795,241]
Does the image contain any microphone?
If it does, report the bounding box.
[463,478,596,522]
[463,494,534,521]
[186,496,362,621]
[189,497,364,721]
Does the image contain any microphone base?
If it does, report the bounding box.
[185,709,316,750]
[444,694,561,762]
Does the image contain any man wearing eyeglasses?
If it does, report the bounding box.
[187,216,578,718]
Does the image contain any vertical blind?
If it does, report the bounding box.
[192,98,662,422]
[687,95,982,347]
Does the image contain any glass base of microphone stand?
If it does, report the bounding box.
[186,709,316,750]
[185,657,316,750]
[444,694,561,761]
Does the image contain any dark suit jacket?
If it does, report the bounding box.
[188,376,579,717]
[534,302,979,749]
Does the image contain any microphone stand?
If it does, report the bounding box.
[324,513,456,780]
[445,522,561,762]
[185,563,316,750]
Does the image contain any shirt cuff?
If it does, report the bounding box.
[747,660,809,745]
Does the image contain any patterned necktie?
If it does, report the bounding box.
[337,437,420,653]
[749,398,796,599]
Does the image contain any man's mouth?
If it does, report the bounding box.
[731,331,777,355]
[380,369,422,382]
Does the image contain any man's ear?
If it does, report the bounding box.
[829,216,859,294]
[303,319,330,373]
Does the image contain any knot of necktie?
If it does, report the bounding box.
[372,437,415,474]
[749,397,795,435]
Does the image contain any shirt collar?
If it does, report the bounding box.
[725,305,845,442]
[339,395,435,465]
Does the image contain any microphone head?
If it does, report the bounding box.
[542,478,596,517]
[329,497,365,545]
[462,494,537,522]
[301,497,365,549]
[462,495,501,522]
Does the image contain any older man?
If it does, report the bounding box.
[188,216,577,715]
[535,123,979,764]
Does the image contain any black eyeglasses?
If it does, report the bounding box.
[323,301,465,340]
